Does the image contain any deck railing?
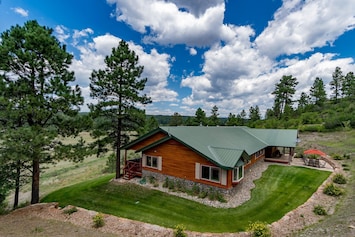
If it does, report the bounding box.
[123,159,142,180]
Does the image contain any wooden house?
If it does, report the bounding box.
[121,126,298,190]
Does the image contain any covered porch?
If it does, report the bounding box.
[264,146,295,164]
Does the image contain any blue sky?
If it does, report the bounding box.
[1,0,355,117]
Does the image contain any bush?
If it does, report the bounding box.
[92,213,105,228]
[247,221,271,237]
[332,173,347,184]
[332,154,343,160]
[313,205,327,215]
[323,183,344,196]
[198,190,208,199]
[63,206,78,215]
[191,184,200,196]
[174,224,187,237]
[162,177,169,188]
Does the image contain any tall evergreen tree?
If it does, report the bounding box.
[89,40,151,179]
[237,109,247,125]
[297,92,310,112]
[272,75,298,118]
[249,106,261,122]
[342,71,355,100]
[330,66,343,103]
[225,113,238,126]
[0,20,84,204]
[169,112,183,126]
[310,77,327,107]
[194,107,207,126]
[209,105,220,126]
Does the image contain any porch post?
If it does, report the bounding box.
[124,149,127,175]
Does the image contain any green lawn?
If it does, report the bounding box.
[42,165,330,233]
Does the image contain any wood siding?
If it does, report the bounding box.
[143,139,234,189]
[129,132,166,151]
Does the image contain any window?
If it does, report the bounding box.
[145,155,160,169]
[201,165,220,182]
[233,165,244,182]
[255,149,265,157]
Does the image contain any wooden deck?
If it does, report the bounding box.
[264,154,291,164]
[123,159,142,180]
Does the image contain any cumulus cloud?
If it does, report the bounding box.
[73,28,94,45]
[68,33,177,111]
[107,0,232,46]
[55,25,70,43]
[12,7,28,17]
[255,0,355,58]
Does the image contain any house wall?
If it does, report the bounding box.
[129,132,166,151]
[143,139,234,189]
[245,151,265,170]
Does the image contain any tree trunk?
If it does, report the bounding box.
[13,161,21,209]
[31,158,40,204]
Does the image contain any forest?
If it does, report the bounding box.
[156,68,355,132]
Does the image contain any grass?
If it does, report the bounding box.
[42,165,330,233]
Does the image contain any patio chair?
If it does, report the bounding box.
[314,159,320,167]
[308,158,315,166]
[302,157,309,165]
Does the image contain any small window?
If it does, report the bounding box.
[146,155,159,169]
[201,165,220,182]
[233,165,244,182]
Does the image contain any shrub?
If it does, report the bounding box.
[332,173,347,184]
[208,189,217,201]
[323,183,344,196]
[198,190,208,199]
[247,221,271,237]
[63,206,78,215]
[343,154,351,160]
[168,179,175,190]
[148,176,157,185]
[191,184,200,196]
[332,154,343,160]
[216,192,227,203]
[313,205,327,215]
[162,177,169,188]
[174,224,187,237]
[92,213,105,228]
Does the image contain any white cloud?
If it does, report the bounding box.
[73,28,94,45]
[55,25,70,43]
[255,0,355,58]
[189,47,197,56]
[12,7,28,17]
[69,33,177,111]
[107,0,231,46]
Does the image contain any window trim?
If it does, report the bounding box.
[143,155,162,170]
[233,165,244,182]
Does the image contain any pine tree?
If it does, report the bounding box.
[272,75,298,118]
[209,105,220,126]
[194,107,207,126]
[0,20,84,204]
[310,77,327,107]
[330,66,343,103]
[89,40,151,179]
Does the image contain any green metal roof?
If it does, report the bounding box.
[123,126,298,169]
